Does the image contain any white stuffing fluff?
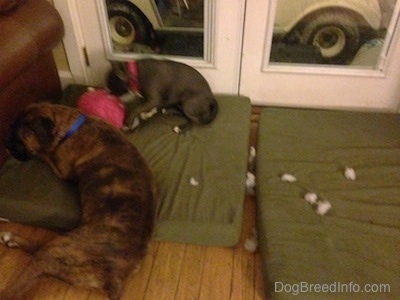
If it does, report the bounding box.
[244,228,258,252]
[316,200,332,215]
[246,171,256,195]
[173,126,181,134]
[248,146,256,165]
[244,238,258,253]
[280,173,297,183]
[304,192,318,204]
[189,177,199,186]
[344,167,356,181]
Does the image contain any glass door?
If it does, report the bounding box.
[97,0,214,61]
[240,0,400,111]
[270,0,390,67]
[57,0,246,94]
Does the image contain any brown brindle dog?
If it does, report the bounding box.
[0,102,156,300]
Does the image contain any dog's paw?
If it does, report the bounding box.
[0,232,19,248]
[140,107,158,120]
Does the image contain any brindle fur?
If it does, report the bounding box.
[0,103,156,300]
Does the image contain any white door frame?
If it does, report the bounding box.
[54,0,93,85]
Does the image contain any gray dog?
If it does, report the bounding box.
[106,59,219,132]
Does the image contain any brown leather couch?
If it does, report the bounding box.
[0,0,64,167]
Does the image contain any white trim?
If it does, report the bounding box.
[53,0,92,84]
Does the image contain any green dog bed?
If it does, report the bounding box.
[256,107,400,299]
[0,85,251,246]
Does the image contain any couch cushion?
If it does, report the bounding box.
[0,158,80,230]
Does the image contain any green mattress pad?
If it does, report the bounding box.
[0,85,251,246]
[257,107,400,299]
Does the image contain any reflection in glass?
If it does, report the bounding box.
[104,0,206,58]
[270,0,397,68]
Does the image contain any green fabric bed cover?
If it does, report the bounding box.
[257,107,400,299]
[0,86,251,247]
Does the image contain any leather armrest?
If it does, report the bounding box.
[0,0,64,89]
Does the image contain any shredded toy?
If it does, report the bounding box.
[77,88,125,129]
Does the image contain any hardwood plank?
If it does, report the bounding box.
[198,246,234,300]
[121,241,160,299]
[175,243,207,300]
[231,195,257,300]
[231,248,257,300]
[143,242,186,300]
[255,253,267,300]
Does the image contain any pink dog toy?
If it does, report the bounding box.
[77,89,125,129]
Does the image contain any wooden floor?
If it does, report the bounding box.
[0,195,265,300]
[0,107,266,299]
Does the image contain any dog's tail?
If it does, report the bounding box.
[0,260,43,300]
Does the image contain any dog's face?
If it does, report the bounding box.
[6,105,56,161]
[106,62,130,96]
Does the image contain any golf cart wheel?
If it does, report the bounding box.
[107,0,157,51]
[300,10,361,64]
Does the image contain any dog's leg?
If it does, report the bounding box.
[0,231,38,253]
[104,272,125,300]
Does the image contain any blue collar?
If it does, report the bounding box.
[60,114,87,143]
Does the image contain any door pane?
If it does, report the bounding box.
[269,0,397,68]
[98,0,213,61]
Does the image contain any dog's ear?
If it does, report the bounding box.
[24,117,55,148]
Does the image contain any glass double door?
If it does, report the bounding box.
[57,0,400,111]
